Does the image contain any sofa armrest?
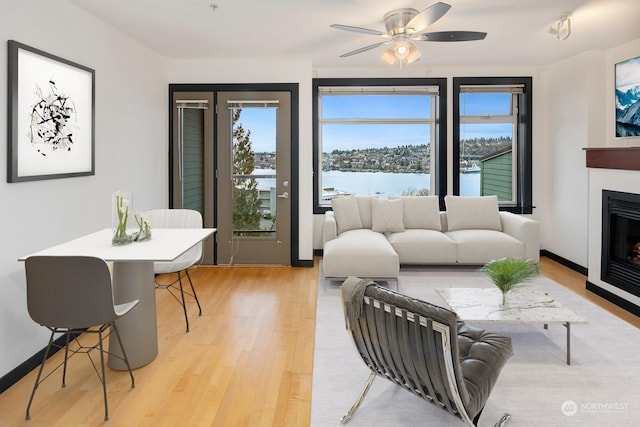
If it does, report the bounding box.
[323,211,338,246]
[499,211,540,262]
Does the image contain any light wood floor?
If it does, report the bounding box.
[0,257,637,426]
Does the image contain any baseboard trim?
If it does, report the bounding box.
[540,250,588,276]
[586,280,640,317]
[0,332,81,395]
[293,259,314,268]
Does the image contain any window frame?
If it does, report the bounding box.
[312,78,447,214]
[452,77,533,214]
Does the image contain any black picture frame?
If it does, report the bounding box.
[7,40,95,182]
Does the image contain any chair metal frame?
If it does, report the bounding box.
[342,290,511,427]
[145,208,204,332]
[24,256,137,422]
[25,322,135,421]
[155,267,202,332]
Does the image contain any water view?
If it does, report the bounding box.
[320,170,481,199]
[253,168,481,201]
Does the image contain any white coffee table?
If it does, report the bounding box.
[436,287,588,365]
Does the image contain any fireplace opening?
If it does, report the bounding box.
[602,190,640,298]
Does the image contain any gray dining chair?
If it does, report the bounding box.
[24,255,138,422]
[144,209,203,332]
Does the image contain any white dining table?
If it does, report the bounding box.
[19,227,216,370]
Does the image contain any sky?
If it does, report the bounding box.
[235,92,513,153]
[616,56,640,91]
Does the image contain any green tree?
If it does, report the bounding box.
[232,109,262,236]
[402,187,430,196]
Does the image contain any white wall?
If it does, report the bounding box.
[539,51,606,268]
[166,58,314,262]
[0,0,169,378]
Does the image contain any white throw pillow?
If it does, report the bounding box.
[389,196,441,230]
[371,198,405,233]
[445,195,502,231]
[331,194,363,234]
[356,196,375,229]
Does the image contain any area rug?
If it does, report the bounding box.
[311,265,640,426]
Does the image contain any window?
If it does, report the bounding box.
[313,78,446,213]
[453,77,532,213]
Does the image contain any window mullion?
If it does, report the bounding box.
[320,118,434,125]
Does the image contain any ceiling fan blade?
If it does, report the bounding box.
[417,31,487,42]
[330,24,386,37]
[406,2,451,33]
[339,41,392,58]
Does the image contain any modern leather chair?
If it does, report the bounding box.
[340,277,513,426]
[144,209,203,332]
[24,255,138,422]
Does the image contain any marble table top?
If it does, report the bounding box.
[436,287,588,324]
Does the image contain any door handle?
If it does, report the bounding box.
[277,192,289,199]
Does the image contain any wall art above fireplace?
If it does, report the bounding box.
[615,55,640,139]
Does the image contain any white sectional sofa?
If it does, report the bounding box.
[322,194,539,279]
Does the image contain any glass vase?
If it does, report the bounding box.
[132,212,152,242]
[112,191,133,245]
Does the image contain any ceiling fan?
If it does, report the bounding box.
[331,2,486,65]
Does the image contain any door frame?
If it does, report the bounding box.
[168,83,304,266]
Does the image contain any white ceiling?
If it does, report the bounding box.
[69,0,640,68]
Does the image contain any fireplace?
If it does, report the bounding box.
[601,189,640,298]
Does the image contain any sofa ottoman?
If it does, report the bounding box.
[323,229,399,279]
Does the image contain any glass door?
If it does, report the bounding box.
[216,91,291,265]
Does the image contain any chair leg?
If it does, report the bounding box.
[184,268,202,316]
[62,331,70,388]
[110,322,136,389]
[340,371,376,424]
[493,413,511,427]
[97,328,109,421]
[177,271,190,332]
[25,330,56,420]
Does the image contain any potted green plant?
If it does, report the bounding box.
[481,257,538,305]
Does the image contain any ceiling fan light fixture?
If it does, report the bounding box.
[394,40,411,60]
[381,48,397,64]
[406,44,421,64]
[381,39,421,66]
[332,2,487,65]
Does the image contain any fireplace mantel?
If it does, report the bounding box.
[584,147,640,171]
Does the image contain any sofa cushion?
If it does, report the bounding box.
[356,196,375,229]
[445,195,502,231]
[387,230,457,264]
[446,229,524,264]
[390,196,441,231]
[371,198,405,233]
[323,229,399,278]
[331,194,362,234]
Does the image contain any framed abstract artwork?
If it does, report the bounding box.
[7,40,95,182]
[615,55,640,139]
